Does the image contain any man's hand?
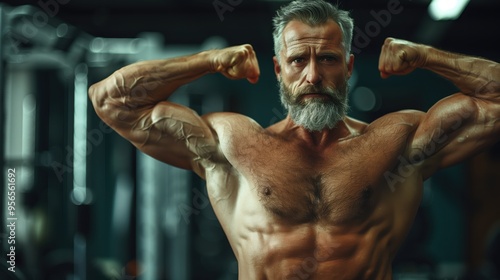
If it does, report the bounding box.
[211,44,260,84]
[378,37,427,79]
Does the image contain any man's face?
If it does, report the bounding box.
[273,20,354,131]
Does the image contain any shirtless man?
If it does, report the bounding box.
[88,0,500,279]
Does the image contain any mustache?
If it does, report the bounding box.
[296,85,335,96]
[292,85,346,106]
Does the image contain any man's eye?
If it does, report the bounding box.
[320,56,338,63]
[292,57,305,64]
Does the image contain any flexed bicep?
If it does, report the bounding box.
[410,93,500,179]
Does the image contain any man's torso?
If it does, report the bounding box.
[202,113,424,280]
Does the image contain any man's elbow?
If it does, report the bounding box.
[88,81,115,125]
[88,82,103,113]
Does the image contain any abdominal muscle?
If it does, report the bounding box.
[235,220,394,280]
[229,183,397,280]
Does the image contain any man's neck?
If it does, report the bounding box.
[271,115,354,149]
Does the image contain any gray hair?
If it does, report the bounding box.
[272,0,354,62]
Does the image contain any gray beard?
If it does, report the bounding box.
[279,80,349,132]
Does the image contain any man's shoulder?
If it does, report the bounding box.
[364,110,425,133]
[202,112,264,135]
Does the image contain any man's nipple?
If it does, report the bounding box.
[261,186,272,197]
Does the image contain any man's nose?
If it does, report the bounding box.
[306,60,322,85]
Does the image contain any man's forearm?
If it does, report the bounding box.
[89,50,215,109]
[422,46,500,96]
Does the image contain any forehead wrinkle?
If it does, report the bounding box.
[284,33,342,47]
[281,20,344,58]
[284,42,343,59]
[287,38,338,49]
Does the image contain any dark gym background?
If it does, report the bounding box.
[0,0,499,279]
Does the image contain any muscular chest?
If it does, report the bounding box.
[257,172,376,224]
[230,135,394,224]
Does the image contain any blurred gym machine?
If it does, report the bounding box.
[1,3,236,280]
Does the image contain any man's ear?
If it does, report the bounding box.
[346,54,355,78]
[273,56,281,81]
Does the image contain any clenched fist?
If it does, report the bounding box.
[378,37,428,79]
[211,44,260,84]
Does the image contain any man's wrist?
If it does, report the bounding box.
[197,49,220,74]
[416,44,433,70]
